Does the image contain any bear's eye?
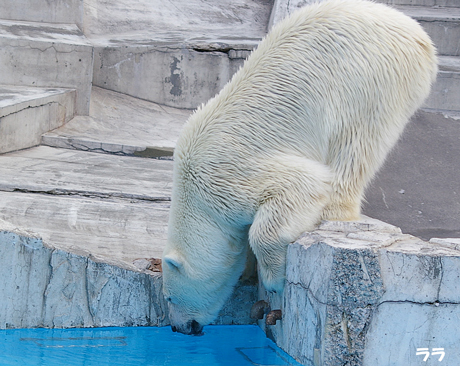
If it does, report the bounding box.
[166,296,179,305]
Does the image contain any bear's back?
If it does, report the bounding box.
[176,0,437,187]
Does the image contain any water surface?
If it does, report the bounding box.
[0,325,302,365]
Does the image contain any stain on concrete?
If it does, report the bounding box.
[133,147,174,159]
[167,56,182,97]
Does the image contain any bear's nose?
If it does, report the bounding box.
[171,325,177,332]
[190,320,203,335]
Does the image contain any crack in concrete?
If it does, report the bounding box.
[287,280,328,306]
[437,259,444,300]
[84,258,95,325]
[44,137,175,160]
[66,142,127,155]
[8,187,171,203]
[41,247,55,327]
[377,299,460,307]
[287,280,460,307]
[0,99,69,120]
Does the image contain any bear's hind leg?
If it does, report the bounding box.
[248,157,331,292]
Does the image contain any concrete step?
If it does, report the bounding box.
[86,0,272,108]
[0,146,173,266]
[42,87,191,156]
[0,190,169,267]
[0,145,173,201]
[82,0,271,41]
[395,5,460,56]
[425,55,460,111]
[0,19,93,115]
[0,0,83,29]
[0,85,76,154]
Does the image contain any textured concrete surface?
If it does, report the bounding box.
[0,20,93,115]
[0,86,75,153]
[0,220,167,329]
[269,0,317,29]
[0,191,169,267]
[42,87,191,155]
[364,110,460,240]
[258,218,460,366]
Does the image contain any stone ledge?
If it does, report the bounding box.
[0,219,167,329]
[259,217,460,366]
[0,219,256,329]
[0,86,76,154]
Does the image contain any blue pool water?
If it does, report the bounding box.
[0,325,302,366]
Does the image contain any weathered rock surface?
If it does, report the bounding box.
[92,42,255,109]
[0,219,168,329]
[0,219,257,329]
[258,217,460,366]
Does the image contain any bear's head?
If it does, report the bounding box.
[162,210,249,335]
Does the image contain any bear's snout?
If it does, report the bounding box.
[171,319,203,336]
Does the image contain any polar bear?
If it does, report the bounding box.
[162,0,437,335]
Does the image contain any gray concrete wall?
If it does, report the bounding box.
[92,43,254,109]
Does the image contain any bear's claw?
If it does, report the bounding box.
[265,309,282,325]
[250,300,270,320]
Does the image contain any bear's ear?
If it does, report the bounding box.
[164,253,183,271]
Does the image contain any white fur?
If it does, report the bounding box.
[162,0,437,333]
